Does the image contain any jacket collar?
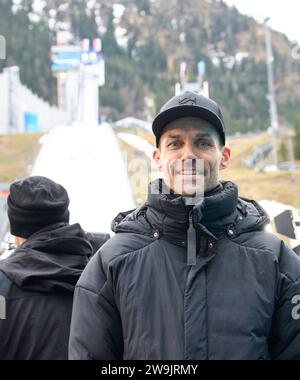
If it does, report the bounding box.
[146,179,239,244]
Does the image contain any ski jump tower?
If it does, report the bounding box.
[175,60,209,97]
[51,32,105,126]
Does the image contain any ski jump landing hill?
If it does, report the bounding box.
[31,123,136,235]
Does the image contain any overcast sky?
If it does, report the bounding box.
[223,0,300,43]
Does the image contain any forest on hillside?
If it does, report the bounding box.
[0,0,300,135]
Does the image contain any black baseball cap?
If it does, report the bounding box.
[152,91,226,147]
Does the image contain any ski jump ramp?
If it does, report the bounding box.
[31,123,136,234]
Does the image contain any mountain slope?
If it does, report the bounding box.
[0,0,299,133]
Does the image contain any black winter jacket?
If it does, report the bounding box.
[0,222,93,360]
[69,180,300,360]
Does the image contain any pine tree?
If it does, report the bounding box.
[0,0,56,103]
[102,8,122,56]
[70,0,99,41]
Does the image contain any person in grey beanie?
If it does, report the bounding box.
[0,176,93,359]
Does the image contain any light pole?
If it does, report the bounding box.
[264,17,279,167]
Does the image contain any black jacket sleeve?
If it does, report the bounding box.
[268,242,300,359]
[68,252,123,360]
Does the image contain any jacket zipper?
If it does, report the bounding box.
[187,209,197,266]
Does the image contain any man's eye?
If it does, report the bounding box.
[197,141,211,148]
[168,141,181,148]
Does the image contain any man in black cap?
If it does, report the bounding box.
[0,176,93,359]
[69,92,300,360]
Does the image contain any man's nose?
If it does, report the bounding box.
[181,141,197,160]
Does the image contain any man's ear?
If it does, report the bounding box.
[153,149,163,170]
[220,146,231,170]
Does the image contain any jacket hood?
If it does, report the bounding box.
[112,179,270,243]
[0,223,93,293]
[233,197,270,235]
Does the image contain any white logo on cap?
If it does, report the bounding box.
[179,96,197,105]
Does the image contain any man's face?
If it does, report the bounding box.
[153,117,231,196]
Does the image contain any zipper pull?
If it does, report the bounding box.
[187,210,196,266]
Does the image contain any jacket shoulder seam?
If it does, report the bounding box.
[226,236,300,283]
[75,284,98,295]
[115,239,157,257]
[224,235,275,255]
[101,237,156,263]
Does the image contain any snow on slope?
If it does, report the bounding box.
[31,123,136,234]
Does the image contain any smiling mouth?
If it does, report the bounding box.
[176,171,204,175]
